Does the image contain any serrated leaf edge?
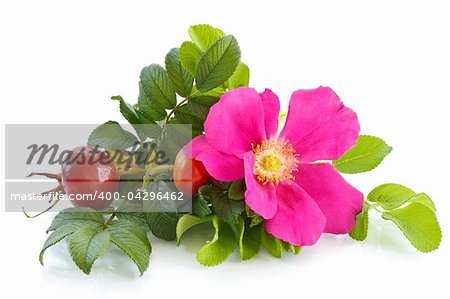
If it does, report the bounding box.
[196,216,237,267]
[176,215,213,246]
[333,134,393,174]
[196,35,241,92]
[107,220,152,276]
[68,228,110,275]
[381,203,442,253]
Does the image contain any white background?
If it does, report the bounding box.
[1,0,449,298]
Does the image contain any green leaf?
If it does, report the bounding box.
[46,207,105,233]
[134,107,159,123]
[192,194,212,217]
[228,179,246,200]
[188,24,225,51]
[134,123,163,140]
[138,64,176,119]
[199,185,245,226]
[408,193,436,211]
[197,85,226,97]
[41,208,106,266]
[159,120,197,160]
[176,214,213,245]
[196,35,241,92]
[382,203,441,252]
[137,85,167,121]
[225,62,250,89]
[281,241,302,255]
[69,227,110,274]
[349,202,370,241]
[196,216,237,266]
[261,229,283,258]
[146,205,179,241]
[116,208,148,227]
[212,196,245,226]
[237,218,262,261]
[117,213,148,227]
[144,182,179,241]
[88,121,138,150]
[187,95,219,120]
[368,183,417,210]
[107,219,152,275]
[333,135,392,174]
[174,104,204,131]
[111,96,161,140]
[165,48,194,97]
[111,95,140,124]
[179,41,202,77]
[40,224,86,265]
[250,215,264,228]
[246,206,264,227]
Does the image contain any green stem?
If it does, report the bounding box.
[165,97,190,123]
[116,167,146,177]
[142,164,175,189]
[104,198,128,227]
[147,164,174,176]
[374,207,385,213]
[159,92,199,141]
[366,201,385,213]
[367,202,378,210]
[104,165,173,227]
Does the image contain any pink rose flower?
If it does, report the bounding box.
[185,87,364,246]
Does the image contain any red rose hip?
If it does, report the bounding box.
[173,149,210,195]
[61,147,119,210]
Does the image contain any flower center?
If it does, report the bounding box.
[261,155,283,172]
[252,138,299,185]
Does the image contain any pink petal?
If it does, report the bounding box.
[204,87,266,156]
[260,88,280,137]
[265,181,326,246]
[295,163,364,234]
[184,136,244,182]
[280,86,360,162]
[243,151,277,219]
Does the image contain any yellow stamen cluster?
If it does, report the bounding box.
[252,138,299,185]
